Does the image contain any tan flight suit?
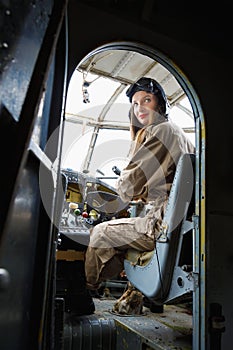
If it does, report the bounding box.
[85,118,195,289]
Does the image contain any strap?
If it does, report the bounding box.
[56,249,85,261]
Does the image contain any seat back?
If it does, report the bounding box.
[124,153,195,304]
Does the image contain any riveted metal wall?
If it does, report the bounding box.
[0,1,68,349]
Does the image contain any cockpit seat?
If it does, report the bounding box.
[124,153,195,305]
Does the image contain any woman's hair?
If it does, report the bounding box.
[128,106,144,140]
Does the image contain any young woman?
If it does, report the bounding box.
[85,77,195,290]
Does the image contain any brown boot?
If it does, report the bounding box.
[112,282,143,315]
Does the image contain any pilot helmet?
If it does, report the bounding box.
[126,77,170,116]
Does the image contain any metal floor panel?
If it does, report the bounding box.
[93,298,192,350]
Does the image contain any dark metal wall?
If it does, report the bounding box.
[0,1,68,349]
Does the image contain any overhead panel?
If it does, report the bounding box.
[78,49,185,105]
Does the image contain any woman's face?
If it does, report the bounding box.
[132,91,159,126]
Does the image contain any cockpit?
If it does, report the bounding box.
[50,48,196,315]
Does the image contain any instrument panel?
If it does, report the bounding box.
[59,169,130,246]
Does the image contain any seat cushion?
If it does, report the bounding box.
[125,248,154,266]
